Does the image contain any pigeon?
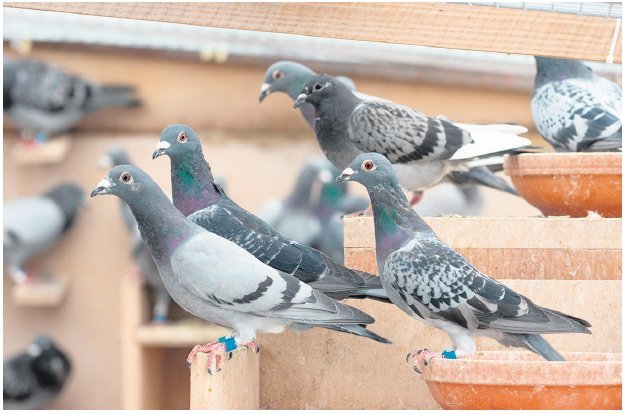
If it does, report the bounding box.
[532,56,622,152]
[257,159,325,246]
[294,74,530,196]
[311,159,369,264]
[4,58,142,141]
[100,147,171,323]
[4,183,85,284]
[260,61,519,198]
[336,152,591,361]
[91,165,390,369]
[153,124,389,303]
[4,335,72,410]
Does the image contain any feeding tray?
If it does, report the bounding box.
[11,137,72,165]
[414,351,621,410]
[504,153,621,218]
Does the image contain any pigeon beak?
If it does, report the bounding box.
[98,155,112,169]
[293,93,307,108]
[152,141,170,159]
[336,168,357,184]
[91,177,114,197]
[259,83,270,102]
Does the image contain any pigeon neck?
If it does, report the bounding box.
[534,57,592,86]
[367,181,435,262]
[170,152,222,217]
[127,189,194,258]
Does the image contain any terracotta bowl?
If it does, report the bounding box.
[416,351,621,410]
[504,153,621,218]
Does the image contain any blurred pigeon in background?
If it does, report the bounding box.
[257,159,324,246]
[337,153,591,361]
[4,58,142,142]
[295,74,530,200]
[532,56,622,152]
[310,158,369,264]
[100,147,171,323]
[260,61,518,203]
[4,183,85,284]
[91,165,390,369]
[154,125,389,302]
[4,335,72,410]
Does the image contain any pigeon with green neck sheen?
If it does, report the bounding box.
[153,124,389,302]
[337,152,592,361]
[91,165,391,348]
[532,56,622,152]
[100,146,171,323]
[260,61,519,197]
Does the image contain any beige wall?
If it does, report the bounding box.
[5,44,551,409]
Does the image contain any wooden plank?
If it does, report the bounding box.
[137,321,229,347]
[345,247,621,281]
[10,276,67,306]
[190,348,260,409]
[344,217,621,250]
[11,137,71,165]
[5,3,621,62]
[259,280,621,409]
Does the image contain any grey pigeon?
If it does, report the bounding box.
[153,124,389,303]
[257,159,324,246]
[4,183,85,283]
[260,61,518,197]
[532,56,622,152]
[337,152,591,361]
[4,335,72,410]
[294,74,530,195]
[4,58,142,141]
[91,165,391,354]
[100,147,171,323]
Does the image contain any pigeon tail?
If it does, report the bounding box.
[502,333,565,361]
[449,166,518,196]
[86,85,143,112]
[323,324,392,344]
[450,123,531,161]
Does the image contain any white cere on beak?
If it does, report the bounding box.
[96,177,113,189]
[342,167,356,176]
[155,141,170,151]
[260,83,270,93]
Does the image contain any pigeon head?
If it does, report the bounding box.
[99,146,131,169]
[154,124,202,161]
[294,74,353,109]
[259,61,315,102]
[44,183,86,231]
[534,56,592,84]
[91,164,161,205]
[336,153,399,188]
[28,335,72,391]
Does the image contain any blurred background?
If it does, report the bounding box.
[3,4,622,410]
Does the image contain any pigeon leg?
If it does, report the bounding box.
[186,340,227,374]
[406,348,444,374]
[242,340,261,354]
[409,191,424,206]
[151,290,171,324]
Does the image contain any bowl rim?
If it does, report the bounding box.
[504,152,622,176]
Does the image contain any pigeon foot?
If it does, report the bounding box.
[406,348,444,374]
[186,340,227,374]
[409,192,424,206]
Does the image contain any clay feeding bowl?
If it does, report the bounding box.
[415,351,621,410]
[504,153,621,218]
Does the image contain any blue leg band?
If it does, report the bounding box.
[218,336,238,352]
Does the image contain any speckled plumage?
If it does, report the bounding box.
[91,165,390,344]
[156,125,388,302]
[532,57,622,152]
[339,153,592,360]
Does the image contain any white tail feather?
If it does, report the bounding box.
[450,123,530,161]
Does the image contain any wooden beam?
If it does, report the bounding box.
[190,348,260,409]
[5,2,622,62]
[137,322,230,347]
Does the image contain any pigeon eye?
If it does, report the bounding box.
[177,131,187,143]
[120,172,133,184]
[362,160,376,172]
[313,83,322,91]
[272,70,282,80]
